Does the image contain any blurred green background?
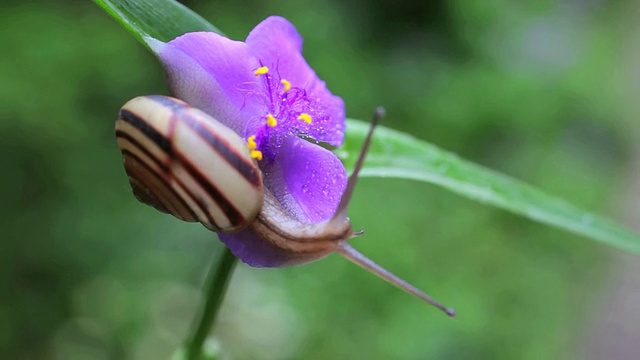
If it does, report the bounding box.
[1,0,638,359]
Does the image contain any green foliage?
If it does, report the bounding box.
[1,0,636,359]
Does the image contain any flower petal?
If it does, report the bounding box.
[263,136,347,223]
[246,16,345,146]
[154,32,264,134]
[218,229,308,267]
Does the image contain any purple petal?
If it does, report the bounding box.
[218,229,289,267]
[263,136,347,223]
[246,16,345,145]
[219,228,327,267]
[155,32,264,134]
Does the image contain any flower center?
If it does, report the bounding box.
[244,65,325,162]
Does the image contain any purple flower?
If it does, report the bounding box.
[151,16,347,267]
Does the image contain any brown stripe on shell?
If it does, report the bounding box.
[116,128,223,231]
[117,112,238,230]
[180,113,261,188]
[116,95,263,233]
[147,96,261,188]
[173,149,246,229]
[145,96,261,231]
[121,149,197,222]
[117,106,240,228]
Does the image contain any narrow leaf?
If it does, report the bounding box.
[339,119,640,253]
[93,0,222,47]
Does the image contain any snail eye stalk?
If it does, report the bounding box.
[333,107,456,318]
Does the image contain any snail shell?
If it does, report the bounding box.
[115,95,263,233]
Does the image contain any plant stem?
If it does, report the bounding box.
[185,247,237,360]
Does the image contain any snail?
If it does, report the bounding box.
[116,95,455,317]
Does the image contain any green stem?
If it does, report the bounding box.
[185,247,237,360]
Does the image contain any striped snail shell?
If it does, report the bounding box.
[115,95,263,233]
[115,95,455,317]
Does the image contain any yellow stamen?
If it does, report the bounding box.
[254,66,269,75]
[247,135,257,150]
[298,113,312,124]
[281,79,291,92]
[250,149,263,161]
[267,114,278,127]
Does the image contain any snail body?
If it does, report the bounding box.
[116,95,454,317]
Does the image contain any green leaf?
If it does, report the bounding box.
[93,0,640,253]
[340,119,640,253]
[92,0,222,47]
